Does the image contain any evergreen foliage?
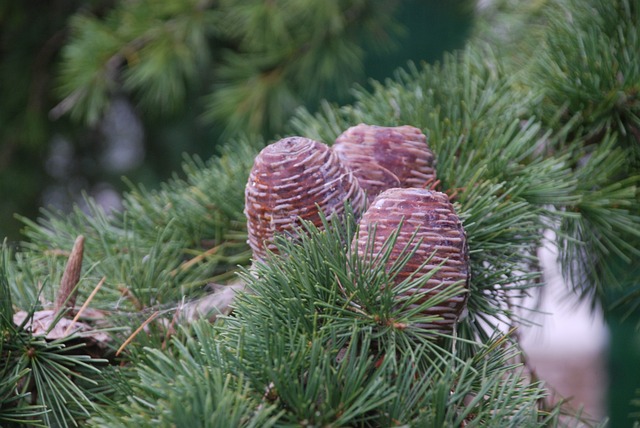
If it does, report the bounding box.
[0,0,464,242]
[7,138,256,323]
[1,245,111,428]
[528,0,640,309]
[56,0,402,136]
[2,0,640,426]
[87,218,559,427]
[476,0,640,311]
[532,0,640,157]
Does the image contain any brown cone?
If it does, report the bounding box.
[333,124,436,202]
[353,188,469,335]
[245,136,367,261]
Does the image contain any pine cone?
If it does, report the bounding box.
[353,188,468,335]
[245,136,367,261]
[333,124,436,202]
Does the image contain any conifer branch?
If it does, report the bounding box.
[7,1,640,425]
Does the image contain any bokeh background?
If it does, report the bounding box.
[0,0,471,242]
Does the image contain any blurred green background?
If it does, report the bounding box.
[0,0,472,242]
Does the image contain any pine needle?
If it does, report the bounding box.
[116,310,159,356]
[63,276,106,336]
[170,244,221,276]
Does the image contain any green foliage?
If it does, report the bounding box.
[1,269,109,427]
[293,47,587,344]
[294,34,640,310]
[0,364,49,427]
[88,337,282,427]
[557,135,640,304]
[521,0,640,309]
[471,0,549,71]
[1,243,14,323]
[0,245,47,426]
[1,1,468,242]
[0,1,86,241]
[87,217,561,426]
[9,137,257,316]
[56,0,403,136]
[532,0,640,158]
[56,0,216,125]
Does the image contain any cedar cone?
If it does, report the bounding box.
[353,188,469,335]
[245,136,367,261]
[333,124,436,202]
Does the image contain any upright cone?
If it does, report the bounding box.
[333,124,436,202]
[353,188,469,335]
[245,136,366,261]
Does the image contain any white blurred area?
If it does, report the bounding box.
[519,233,609,420]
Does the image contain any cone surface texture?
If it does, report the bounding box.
[333,124,436,202]
[353,188,469,335]
[246,136,366,260]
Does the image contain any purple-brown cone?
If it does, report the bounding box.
[353,188,469,335]
[333,124,436,202]
[245,136,367,261]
